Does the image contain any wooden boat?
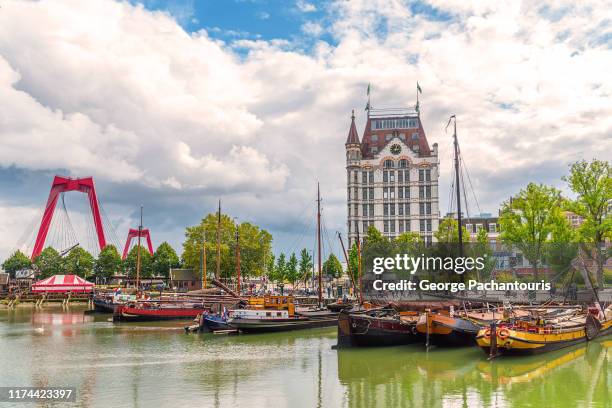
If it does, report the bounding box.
[93,292,135,313]
[476,305,612,356]
[327,301,354,313]
[227,295,337,333]
[113,301,207,321]
[201,313,231,332]
[416,307,530,347]
[337,308,422,347]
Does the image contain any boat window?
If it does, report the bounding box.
[266,312,271,317]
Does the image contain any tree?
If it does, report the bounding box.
[1,250,32,278]
[182,213,272,279]
[347,244,359,284]
[152,242,180,278]
[298,248,313,286]
[322,253,342,279]
[499,183,566,279]
[434,218,470,243]
[563,159,612,287]
[33,247,65,279]
[94,245,123,279]
[270,253,287,284]
[124,245,153,278]
[266,253,276,278]
[64,247,94,278]
[365,225,385,244]
[285,253,300,289]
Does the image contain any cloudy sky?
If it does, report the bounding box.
[0,0,611,261]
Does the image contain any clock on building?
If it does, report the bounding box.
[390,144,401,155]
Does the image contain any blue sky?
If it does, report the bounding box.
[0,0,610,262]
[139,0,332,44]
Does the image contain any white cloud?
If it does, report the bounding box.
[302,21,323,37]
[0,0,611,260]
[296,1,317,13]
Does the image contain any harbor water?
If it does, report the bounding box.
[1,305,610,408]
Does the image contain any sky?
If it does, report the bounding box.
[0,0,611,262]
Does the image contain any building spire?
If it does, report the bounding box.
[345,109,360,145]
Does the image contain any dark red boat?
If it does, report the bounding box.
[113,302,207,322]
[336,308,422,347]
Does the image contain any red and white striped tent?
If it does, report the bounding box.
[31,275,94,293]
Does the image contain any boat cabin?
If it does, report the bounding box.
[231,309,290,320]
[247,295,295,316]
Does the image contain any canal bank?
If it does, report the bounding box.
[0,305,610,408]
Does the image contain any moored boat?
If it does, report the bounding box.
[337,308,422,347]
[416,306,530,347]
[227,295,337,333]
[476,305,612,356]
[113,301,207,322]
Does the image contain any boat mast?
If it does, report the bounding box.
[216,200,221,280]
[201,232,207,289]
[317,183,322,306]
[451,116,463,258]
[136,205,142,292]
[235,226,241,295]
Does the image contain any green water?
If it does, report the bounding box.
[0,305,610,408]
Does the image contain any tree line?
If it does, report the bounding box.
[1,242,181,280]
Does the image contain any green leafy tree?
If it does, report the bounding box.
[64,247,94,278]
[94,245,123,279]
[347,244,359,284]
[236,222,273,278]
[182,213,272,279]
[322,253,343,279]
[33,247,65,279]
[298,248,313,286]
[270,253,287,285]
[1,250,32,278]
[434,218,470,243]
[365,225,385,244]
[285,252,300,289]
[266,253,276,278]
[563,159,612,287]
[499,183,566,279]
[124,245,153,278]
[152,242,180,278]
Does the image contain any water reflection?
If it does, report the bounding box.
[0,306,610,408]
[337,341,611,408]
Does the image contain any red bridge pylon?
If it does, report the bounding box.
[122,228,154,260]
[32,176,106,260]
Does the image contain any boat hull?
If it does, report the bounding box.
[476,319,612,356]
[337,311,422,347]
[93,298,117,313]
[114,305,206,322]
[416,313,481,347]
[202,315,231,332]
[229,316,337,333]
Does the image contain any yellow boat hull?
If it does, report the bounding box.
[476,319,612,356]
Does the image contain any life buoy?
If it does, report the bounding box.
[484,328,491,338]
[498,329,510,340]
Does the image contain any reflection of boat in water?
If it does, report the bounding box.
[476,305,612,356]
[477,344,588,385]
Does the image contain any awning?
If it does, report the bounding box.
[31,274,94,293]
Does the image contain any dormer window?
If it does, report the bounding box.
[399,160,408,168]
[371,134,379,142]
[384,160,394,168]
